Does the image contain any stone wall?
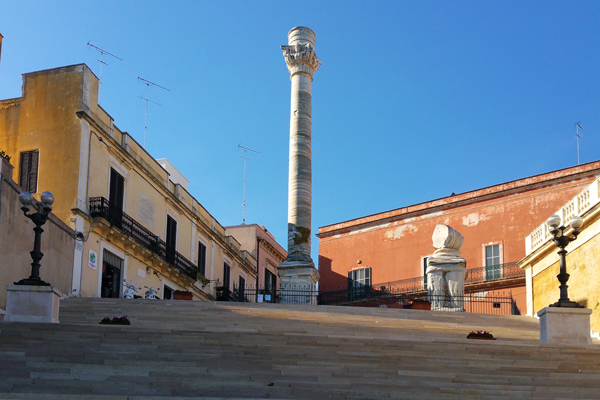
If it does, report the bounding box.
[0,164,75,310]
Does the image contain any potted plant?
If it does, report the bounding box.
[411,298,431,310]
[467,330,495,340]
[99,315,131,325]
[197,272,210,288]
[173,289,193,300]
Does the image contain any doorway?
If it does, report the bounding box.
[101,250,123,298]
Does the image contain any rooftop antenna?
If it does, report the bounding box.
[576,123,584,165]
[238,144,260,224]
[137,77,170,149]
[86,41,123,105]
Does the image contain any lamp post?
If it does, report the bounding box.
[546,214,584,308]
[15,191,55,286]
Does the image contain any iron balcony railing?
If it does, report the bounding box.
[89,197,198,280]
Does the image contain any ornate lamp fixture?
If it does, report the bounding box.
[15,191,55,286]
[546,214,584,308]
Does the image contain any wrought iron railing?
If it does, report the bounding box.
[465,262,523,285]
[369,262,523,297]
[314,263,524,307]
[89,197,198,280]
[392,292,519,315]
[216,285,520,315]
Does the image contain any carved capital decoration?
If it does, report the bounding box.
[281,43,321,76]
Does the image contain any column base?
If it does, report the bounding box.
[4,285,62,323]
[537,307,592,344]
[278,260,319,305]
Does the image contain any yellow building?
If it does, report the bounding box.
[520,176,600,334]
[0,64,257,300]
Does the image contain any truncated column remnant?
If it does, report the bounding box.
[278,27,321,303]
[426,224,467,311]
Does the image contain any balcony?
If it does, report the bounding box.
[89,197,199,280]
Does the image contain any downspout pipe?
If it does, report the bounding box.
[256,237,260,302]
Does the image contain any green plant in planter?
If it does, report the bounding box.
[100,315,131,325]
[196,273,210,287]
[0,151,10,162]
[173,289,192,294]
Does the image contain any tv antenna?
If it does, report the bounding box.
[137,77,170,149]
[576,123,584,165]
[86,41,123,105]
[238,144,260,224]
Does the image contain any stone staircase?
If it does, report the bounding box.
[0,298,599,399]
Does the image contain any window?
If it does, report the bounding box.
[166,215,177,264]
[265,269,276,292]
[19,150,39,193]
[198,242,207,276]
[109,168,125,209]
[485,244,501,280]
[348,267,371,300]
[223,262,231,289]
[238,276,246,300]
[108,168,125,228]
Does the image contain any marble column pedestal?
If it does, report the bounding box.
[4,285,62,323]
[426,264,467,312]
[537,307,592,344]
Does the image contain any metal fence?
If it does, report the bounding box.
[361,262,524,298]
[219,285,318,305]
[382,292,520,315]
[218,285,519,315]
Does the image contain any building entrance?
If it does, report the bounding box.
[101,250,123,298]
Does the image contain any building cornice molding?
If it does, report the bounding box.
[318,165,600,238]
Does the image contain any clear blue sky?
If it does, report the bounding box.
[1,1,599,261]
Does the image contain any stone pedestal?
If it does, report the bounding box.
[426,224,467,312]
[278,265,319,305]
[537,307,592,344]
[4,285,62,323]
[427,264,467,311]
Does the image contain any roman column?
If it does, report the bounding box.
[278,26,320,302]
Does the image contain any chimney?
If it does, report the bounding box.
[0,33,3,70]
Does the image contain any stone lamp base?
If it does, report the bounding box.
[4,285,62,323]
[537,307,592,344]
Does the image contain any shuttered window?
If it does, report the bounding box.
[109,168,125,210]
[198,242,207,276]
[19,150,39,193]
[223,263,231,289]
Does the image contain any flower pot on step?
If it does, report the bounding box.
[173,292,193,300]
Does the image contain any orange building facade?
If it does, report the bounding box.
[317,161,600,313]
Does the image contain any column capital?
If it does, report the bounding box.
[281,43,321,77]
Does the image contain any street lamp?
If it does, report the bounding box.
[15,191,55,286]
[546,214,584,308]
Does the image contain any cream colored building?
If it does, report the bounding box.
[520,176,600,334]
[0,64,256,300]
